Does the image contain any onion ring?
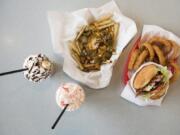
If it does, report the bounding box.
[149,37,172,54]
[128,49,140,70]
[152,45,166,66]
[168,40,180,60]
[169,61,180,83]
[141,42,155,61]
[133,50,149,69]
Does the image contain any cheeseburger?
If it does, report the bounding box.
[131,62,172,100]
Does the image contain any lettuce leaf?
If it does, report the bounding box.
[142,93,151,101]
[158,66,171,82]
[144,85,154,91]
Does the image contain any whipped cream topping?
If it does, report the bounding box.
[56,83,85,111]
[23,54,53,82]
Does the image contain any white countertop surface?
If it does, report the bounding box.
[0,0,180,135]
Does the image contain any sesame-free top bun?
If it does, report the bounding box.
[133,64,158,90]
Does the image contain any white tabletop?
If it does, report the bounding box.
[0,0,180,135]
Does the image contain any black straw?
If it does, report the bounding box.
[0,68,28,76]
[51,104,69,129]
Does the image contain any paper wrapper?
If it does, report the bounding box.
[48,1,137,89]
[122,62,172,106]
[121,25,180,106]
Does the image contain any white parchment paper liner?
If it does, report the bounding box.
[48,1,137,89]
[121,25,180,106]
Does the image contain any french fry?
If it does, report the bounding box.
[70,16,119,72]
